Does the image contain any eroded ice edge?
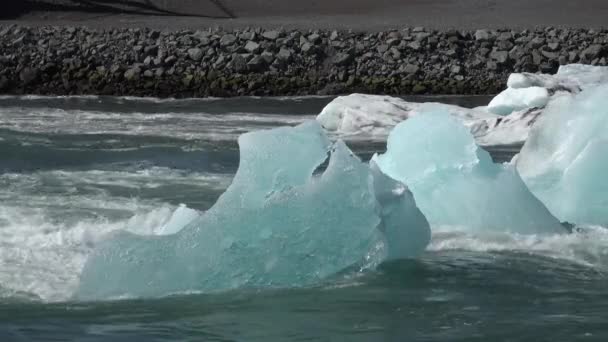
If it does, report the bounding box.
[39,64,608,300]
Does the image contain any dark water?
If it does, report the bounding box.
[1,95,606,341]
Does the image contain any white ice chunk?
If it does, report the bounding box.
[517,84,608,226]
[317,94,547,147]
[372,110,565,235]
[487,87,550,115]
[155,204,200,235]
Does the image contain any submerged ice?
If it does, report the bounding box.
[517,84,608,226]
[372,111,564,235]
[77,121,430,300]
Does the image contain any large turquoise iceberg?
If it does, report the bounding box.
[77,121,430,300]
[372,110,564,234]
[517,85,608,226]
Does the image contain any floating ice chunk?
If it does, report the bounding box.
[507,64,608,92]
[155,204,200,235]
[517,84,608,226]
[555,64,608,89]
[317,93,515,145]
[372,111,564,234]
[316,94,413,135]
[77,121,430,300]
[492,64,608,116]
[487,87,550,115]
[474,108,543,146]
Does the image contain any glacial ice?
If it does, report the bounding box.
[317,93,540,146]
[155,204,200,235]
[489,64,608,116]
[318,65,608,147]
[372,111,565,234]
[317,94,496,138]
[517,84,608,226]
[76,121,430,300]
[487,87,550,115]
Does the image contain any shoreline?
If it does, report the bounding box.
[0,24,606,98]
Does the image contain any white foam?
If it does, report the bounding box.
[429,225,608,269]
[0,167,225,302]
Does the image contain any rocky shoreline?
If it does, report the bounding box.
[0,24,606,97]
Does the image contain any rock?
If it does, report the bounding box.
[414,32,431,41]
[333,52,354,66]
[412,83,427,93]
[220,34,237,46]
[148,30,160,40]
[19,67,39,85]
[497,40,514,50]
[330,30,339,40]
[230,54,248,72]
[509,46,526,60]
[308,33,321,44]
[164,55,177,65]
[404,64,419,74]
[261,51,275,64]
[247,55,267,71]
[187,48,203,61]
[144,45,159,56]
[546,42,560,51]
[262,30,281,40]
[450,65,462,74]
[532,50,543,65]
[239,31,256,41]
[490,50,509,64]
[124,67,141,81]
[445,49,457,57]
[390,47,401,59]
[497,32,513,41]
[407,41,421,51]
[277,48,293,62]
[475,29,491,41]
[529,37,545,49]
[301,43,313,53]
[245,41,260,53]
[0,76,8,91]
[143,70,154,78]
[581,45,604,60]
[541,50,559,60]
[377,44,389,53]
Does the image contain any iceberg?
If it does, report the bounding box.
[318,66,608,147]
[317,93,540,147]
[371,110,565,235]
[487,87,550,116]
[76,121,430,300]
[488,64,608,116]
[317,94,495,140]
[516,84,608,226]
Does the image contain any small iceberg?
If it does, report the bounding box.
[77,121,430,300]
[372,110,565,235]
[317,64,608,147]
[517,84,608,226]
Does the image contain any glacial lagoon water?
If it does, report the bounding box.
[1,95,608,341]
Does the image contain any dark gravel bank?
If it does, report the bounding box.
[0,25,607,97]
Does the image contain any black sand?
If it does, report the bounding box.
[5,0,608,31]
